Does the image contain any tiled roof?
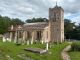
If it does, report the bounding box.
[22,22,48,30]
[8,22,48,31]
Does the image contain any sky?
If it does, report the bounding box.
[0,0,80,24]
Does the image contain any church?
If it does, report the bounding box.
[8,4,64,44]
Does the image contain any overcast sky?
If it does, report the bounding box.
[0,0,80,24]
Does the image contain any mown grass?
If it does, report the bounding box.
[69,52,80,60]
[0,40,69,60]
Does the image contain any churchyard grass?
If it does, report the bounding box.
[69,41,80,60]
[0,40,69,60]
[69,52,80,60]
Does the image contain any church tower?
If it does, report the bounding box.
[49,4,64,43]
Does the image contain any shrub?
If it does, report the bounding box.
[71,41,80,51]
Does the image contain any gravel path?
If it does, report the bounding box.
[61,45,71,60]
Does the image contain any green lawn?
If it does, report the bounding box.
[69,52,80,60]
[69,41,80,60]
[0,40,69,60]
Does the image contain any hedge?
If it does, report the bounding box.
[71,41,80,51]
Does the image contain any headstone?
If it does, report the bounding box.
[3,37,6,42]
[31,37,33,44]
[7,38,11,42]
[31,40,33,44]
[14,32,17,43]
[41,40,44,44]
[10,32,13,42]
[46,42,49,50]
[27,40,29,45]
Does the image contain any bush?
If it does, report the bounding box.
[71,41,80,51]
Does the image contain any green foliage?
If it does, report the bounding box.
[64,19,75,32]
[25,17,48,23]
[11,18,24,26]
[64,19,76,39]
[0,16,11,34]
[0,15,24,34]
[64,19,80,40]
[71,42,80,51]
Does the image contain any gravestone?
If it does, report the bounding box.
[31,40,33,44]
[46,42,49,50]
[27,40,29,45]
[7,38,11,42]
[41,40,44,44]
[3,37,6,42]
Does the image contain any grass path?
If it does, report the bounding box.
[61,45,71,60]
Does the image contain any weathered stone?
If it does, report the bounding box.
[24,48,47,54]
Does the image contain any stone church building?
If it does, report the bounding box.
[8,5,64,44]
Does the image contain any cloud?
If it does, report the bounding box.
[62,0,80,14]
[0,0,80,24]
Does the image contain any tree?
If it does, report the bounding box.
[0,16,11,34]
[11,18,24,25]
[64,19,76,39]
[25,17,48,23]
[0,16,24,34]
